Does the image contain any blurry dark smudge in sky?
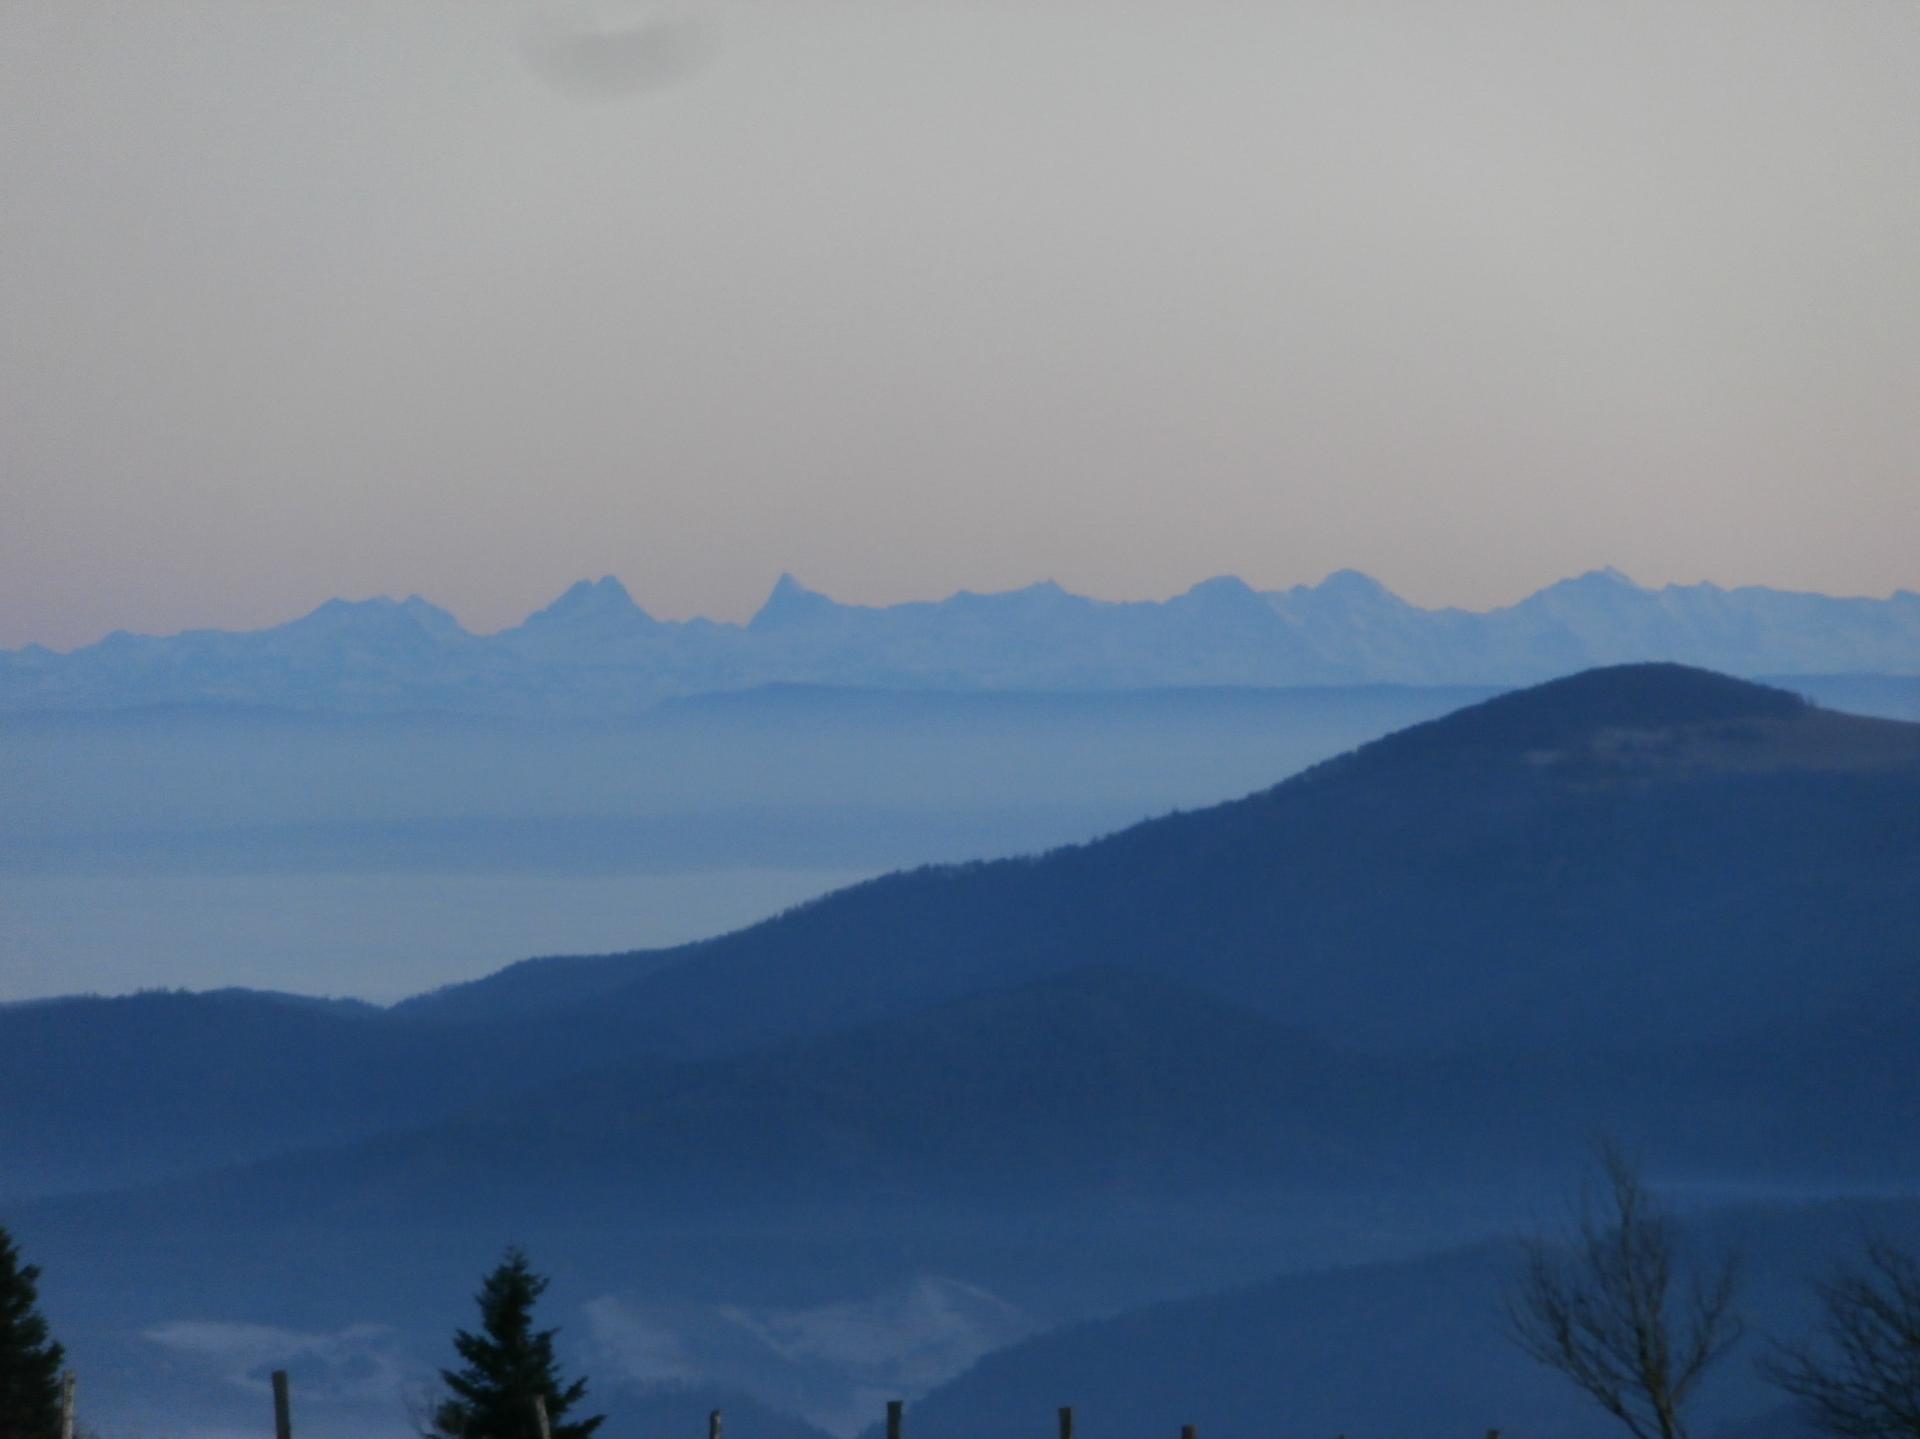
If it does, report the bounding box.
[520,1,717,98]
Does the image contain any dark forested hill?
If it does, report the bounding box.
[35,960,1914,1252]
[481,663,1920,1063]
[0,986,690,1197]
[32,969,1388,1236]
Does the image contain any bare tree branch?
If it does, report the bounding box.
[1505,1140,1744,1439]
[1763,1240,1920,1439]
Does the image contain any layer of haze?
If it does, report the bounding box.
[3,0,1917,650]
[0,869,870,1001]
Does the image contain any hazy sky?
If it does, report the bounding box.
[3,0,1916,650]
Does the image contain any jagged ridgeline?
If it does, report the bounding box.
[2,570,1916,714]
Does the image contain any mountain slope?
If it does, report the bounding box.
[56,969,1385,1231]
[481,664,1920,1063]
[35,961,1912,1240]
[0,986,674,1198]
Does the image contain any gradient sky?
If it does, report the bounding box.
[2,0,1916,650]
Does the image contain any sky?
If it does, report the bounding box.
[2,0,1916,650]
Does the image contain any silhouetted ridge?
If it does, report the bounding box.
[65,966,1375,1223]
[1354,662,1806,764]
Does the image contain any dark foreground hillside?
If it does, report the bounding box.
[894,1196,1920,1439]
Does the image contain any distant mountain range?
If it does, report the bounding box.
[4,569,1916,714]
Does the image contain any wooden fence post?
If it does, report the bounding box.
[887,1398,904,1439]
[271,1369,292,1439]
[1181,1426,1196,1439]
[530,1394,553,1439]
[1059,1405,1074,1439]
[710,1408,724,1439]
[59,1372,76,1439]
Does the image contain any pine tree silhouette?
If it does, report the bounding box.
[0,1225,67,1439]
[430,1247,603,1439]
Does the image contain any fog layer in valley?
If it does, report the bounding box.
[0,685,1487,999]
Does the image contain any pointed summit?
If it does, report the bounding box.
[502,575,656,657]
[569,575,634,605]
[1173,575,1274,621]
[764,572,819,603]
[1269,569,1414,623]
[528,575,648,623]
[749,573,840,630]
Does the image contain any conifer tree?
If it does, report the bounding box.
[0,1225,67,1439]
[428,1247,603,1439]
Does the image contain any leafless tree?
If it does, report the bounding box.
[1505,1141,1744,1439]
[1763,1240,1920,1439]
